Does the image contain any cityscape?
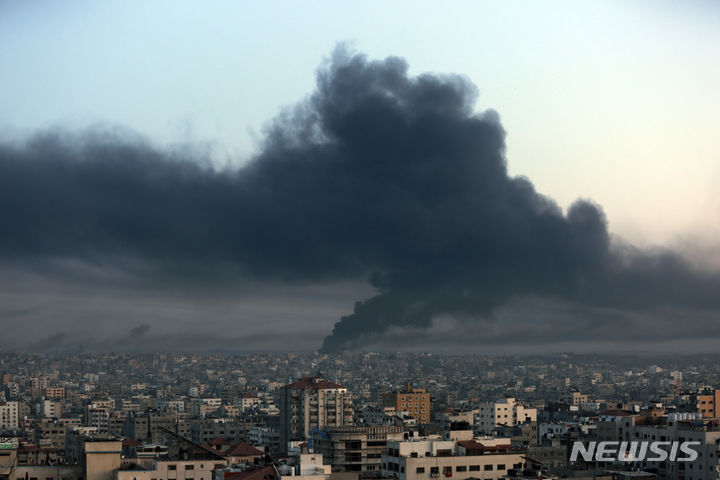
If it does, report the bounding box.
[2,2,719,480]
[3,353,720,480]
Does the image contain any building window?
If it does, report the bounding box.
[497,465,506,471]
[469,466,480,472]
[456,466,467,472]
[484,465,493,471]
[417,468,425,474]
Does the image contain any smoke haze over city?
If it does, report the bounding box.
[1,1,719,354]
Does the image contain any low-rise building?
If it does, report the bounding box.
[382,436,525,480]
[475,398,537,434]
[311,425,405,472]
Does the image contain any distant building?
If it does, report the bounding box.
[698,389,720,418]
[0,401,19,431]
[234,392,261,412]
[563,392,589,407]
[310,425,405,472]
[85,403,111,434]
[248,426,281,458]
[384,383,431,424]
[42,399,62,418]
[45,387,65,399]
[190,419,253,445]
[280,376,353,454]
[475,398,536,434]
[382,435,525,480]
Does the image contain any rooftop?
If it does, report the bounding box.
[285,376,345,390]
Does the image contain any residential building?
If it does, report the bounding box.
[45,387,66,399]
[698,389,720,418]
[43,399,62,418]
[280,376,353,454]
[310,425,405,472]
[0,402,19,431]
[382,436,525,480]
[384,383,431,424]
[475,398,536,434]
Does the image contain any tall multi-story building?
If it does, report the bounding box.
[85,403,111,434]
[475,398,536,434]
[280,376,353,454]
[384,383,431,424]
[0,401,19,431]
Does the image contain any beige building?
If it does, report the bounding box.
[234,393,261,412]
[564,392,590,407]
[382,436,524,480]
[280,377,353,454]
[1,435,121,480]
[190,398,222,418]
[277,453,331,480]
[310,425,405,472]
[42,399,63,418]
[115,459,225,480]
[84,439,123,480]
[0,402,19,431]
[475,398,536,434]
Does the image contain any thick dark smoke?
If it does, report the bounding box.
[1,48,719,352]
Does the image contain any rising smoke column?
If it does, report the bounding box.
[1,47,719,352]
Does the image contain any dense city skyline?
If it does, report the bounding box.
[5,4,720,480]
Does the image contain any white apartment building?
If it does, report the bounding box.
[0,401,19,430]
[233,392,261,411]
[277,453,331,480]
[382,435,525,480]
[475,398,536,434]
[590,412,719,480]
[191,397,222,418]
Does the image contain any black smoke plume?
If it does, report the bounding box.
[1,48,718,352]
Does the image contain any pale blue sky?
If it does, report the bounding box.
[2,0,719,246]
